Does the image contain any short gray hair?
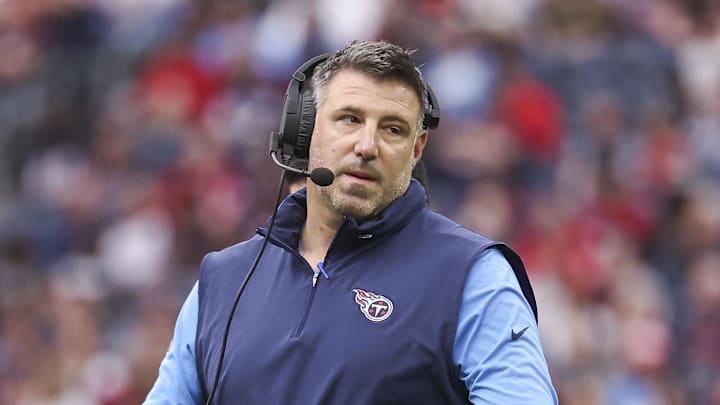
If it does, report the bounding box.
[311,40,430,134]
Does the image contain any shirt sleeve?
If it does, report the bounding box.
[453,248,558,404]
[144,282,203,405]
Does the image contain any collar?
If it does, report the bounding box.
[257,179,428,252]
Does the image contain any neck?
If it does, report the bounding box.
[300,185,342,269]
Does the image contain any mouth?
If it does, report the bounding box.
[343,169,377,182]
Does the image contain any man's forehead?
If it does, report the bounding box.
[323,69,421,114]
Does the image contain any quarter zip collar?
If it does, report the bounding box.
[257,179,428,253]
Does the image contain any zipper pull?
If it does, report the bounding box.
[312,262,329,288]
[317,262,329,280]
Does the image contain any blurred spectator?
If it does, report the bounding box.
[680,249,720,403]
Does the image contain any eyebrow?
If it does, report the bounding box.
[334,106,412,129]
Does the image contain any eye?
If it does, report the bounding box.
[340,115,360,124]
[386,126,401,135]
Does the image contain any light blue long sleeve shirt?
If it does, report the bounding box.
[145,248,558,404]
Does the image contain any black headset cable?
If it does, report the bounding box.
[205,171,288,405]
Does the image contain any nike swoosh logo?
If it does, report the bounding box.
[511,326,529,341]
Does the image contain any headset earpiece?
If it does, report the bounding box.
[294,88,316,160]
[423,85,440,130]
[271,53,330,169]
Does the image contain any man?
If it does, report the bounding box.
[145,40,557,404]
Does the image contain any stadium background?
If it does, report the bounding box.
[0,0,719,403]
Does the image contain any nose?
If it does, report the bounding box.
[354,125,378,161]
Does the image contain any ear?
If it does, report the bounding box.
[413,130,428,163]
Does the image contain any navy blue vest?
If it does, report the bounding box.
[195,180,537,404]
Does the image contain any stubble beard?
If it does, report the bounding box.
[319,161,414,223]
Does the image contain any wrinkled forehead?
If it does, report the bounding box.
[323,69,422,118]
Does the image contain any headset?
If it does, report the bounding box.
[269,52,441,185]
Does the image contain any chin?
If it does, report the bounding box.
[326,193,380,221]
[337,199,377,220]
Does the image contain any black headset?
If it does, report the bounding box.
[269,52,441,173]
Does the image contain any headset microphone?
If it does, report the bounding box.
[309,167,334,187]
[269,149,334,187]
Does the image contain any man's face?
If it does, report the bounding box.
[309,69,428,221]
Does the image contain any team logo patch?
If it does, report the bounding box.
[352,288,394,322]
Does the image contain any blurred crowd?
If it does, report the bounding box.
[0,0,719,403]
